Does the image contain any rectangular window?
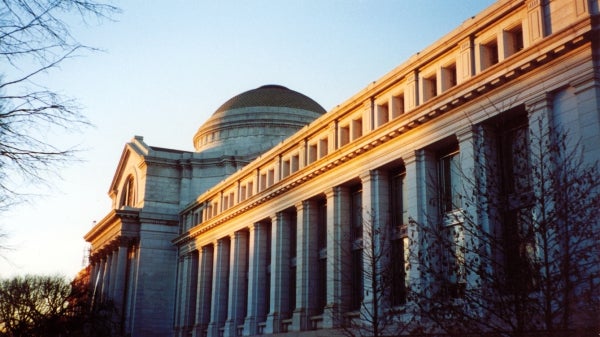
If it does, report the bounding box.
[291,154,300,173]
[319,138,328,159]
[497,114,537,292]
[480,38,499,70]
[264,221,272,318]
[350,185,363,311]
[240,186,247,201]
[438,145,461,213]
[282,159,290,178]
[441,62,457,92]
[247,182,254,197]
[260,173,267,191]
[391,93,405,119]
[351,186,363,242]
[317,258,326,313]
[352,118,363,140]
[504,23,524,58]
[268,169,275,187]
[308,144,317,164]
[390,170,407,305]
[339,125,350,147]
[316,198,327,314]
[442,223,466,298]
[350,248,363,311]
[376,102,389,127]
[317,199,327,251]
[289,210,297,315]
[422,73,438,102]
[223,195,229,211]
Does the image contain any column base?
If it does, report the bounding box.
[223,319,238,337]
[192,323,207,337]
[290,308,308,332]
[264,313,280,334]
[243,316,256,336]
[206,322,220,337]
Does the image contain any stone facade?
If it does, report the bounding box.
[84,1,600,336]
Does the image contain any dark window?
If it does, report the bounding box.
[264,221,272,318]
[390,170,407,305]
[120,175,135,207]
[317,200,327,251]
[289,211,297,315]
[350,249,363,311]
[438,145,461,213]
[290,211,297,259]
[351,186,363,242]
[317,258,326,313]
[497,115,537,292]
[289,265,296,314]
[316,198,327,313]
[350,185,363,311]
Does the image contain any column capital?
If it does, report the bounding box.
[359,168,387,185]
[401,149,418,165]
[456,124,477,143]
[525,92,553,112]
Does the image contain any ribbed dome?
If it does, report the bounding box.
[214,85,326,115]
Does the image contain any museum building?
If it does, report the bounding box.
[83,0,600,336]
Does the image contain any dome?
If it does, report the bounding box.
[193,85,326,156]
[214,85,326,115]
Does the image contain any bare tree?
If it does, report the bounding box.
[407,109,600,336]
[0,0,118,212]
[0,273,121,337]
[334,207,419,337]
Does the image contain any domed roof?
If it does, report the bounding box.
[193,84,326,155]
[214,85,326,115]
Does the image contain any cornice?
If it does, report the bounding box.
[84,208,140,243]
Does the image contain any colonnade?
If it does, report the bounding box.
[174,107,560,336]
[174,164,413,337]
[89,236,137,323]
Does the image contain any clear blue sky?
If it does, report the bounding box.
[0,1,495,278]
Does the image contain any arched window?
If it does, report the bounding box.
[120,175,136,208]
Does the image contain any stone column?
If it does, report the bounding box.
[92,256,104,300]
[323,186,350,328]
[266,212,291,333]
[359,169,390,319]
[176,254,191,337]
[571,76,600,165]
[208,238,230,337]
[108,246,119,301]
[290,200,318,332]
[244,223,269,335]
[100,252,112,301]
[193,245,214,337]
[89,258,99,292]
[402,151,422,291]
[224,231,248,337]
[112,238,130,316]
